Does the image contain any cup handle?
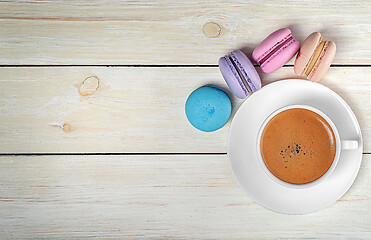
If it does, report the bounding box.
[341,140,359,150]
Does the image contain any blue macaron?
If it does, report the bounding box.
[185,85,232,132]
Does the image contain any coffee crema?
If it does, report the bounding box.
[260,108,336,185]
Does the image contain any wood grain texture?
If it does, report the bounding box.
[0,67,369,153]
[0,0,370,64]
[0,154,370,239]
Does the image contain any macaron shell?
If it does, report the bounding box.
[294,32,322,75]
[309,41,336,82]
[230,50,261,92]
[185,85,232,132]
[218,56,248,99]
[252,28,292,63]
[260,38,300,73]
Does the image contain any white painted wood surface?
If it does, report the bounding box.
[0,155,370,239]
[1,0,370,238]
[0,0,370,64]
[0,67,369,153]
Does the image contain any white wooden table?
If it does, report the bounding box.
[0,1,370,238]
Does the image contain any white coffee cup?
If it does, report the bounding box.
[256,105,358,189]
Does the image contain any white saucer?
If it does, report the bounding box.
[228,79,363,214]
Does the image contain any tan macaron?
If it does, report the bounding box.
[294,32,336,82]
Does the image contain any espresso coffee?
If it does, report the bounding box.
[260,108,336,184]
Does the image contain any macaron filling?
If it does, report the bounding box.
[223,56,249,96]
[231,59,252,93]
[258,34,293,66]
[229,52,257,92]
[304,40,326,76]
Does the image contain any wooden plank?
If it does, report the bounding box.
[0,154,370,239]
[0,67,369,153]
[0,0,370,65]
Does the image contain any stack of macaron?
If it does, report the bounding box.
[186,28,336,132]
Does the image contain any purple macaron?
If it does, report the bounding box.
[218,50,262,99]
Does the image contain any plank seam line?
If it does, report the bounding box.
[0,153,228,156]
[0,153,369,156]
[0,64,371,68]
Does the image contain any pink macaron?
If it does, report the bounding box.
[253,28,300,73]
